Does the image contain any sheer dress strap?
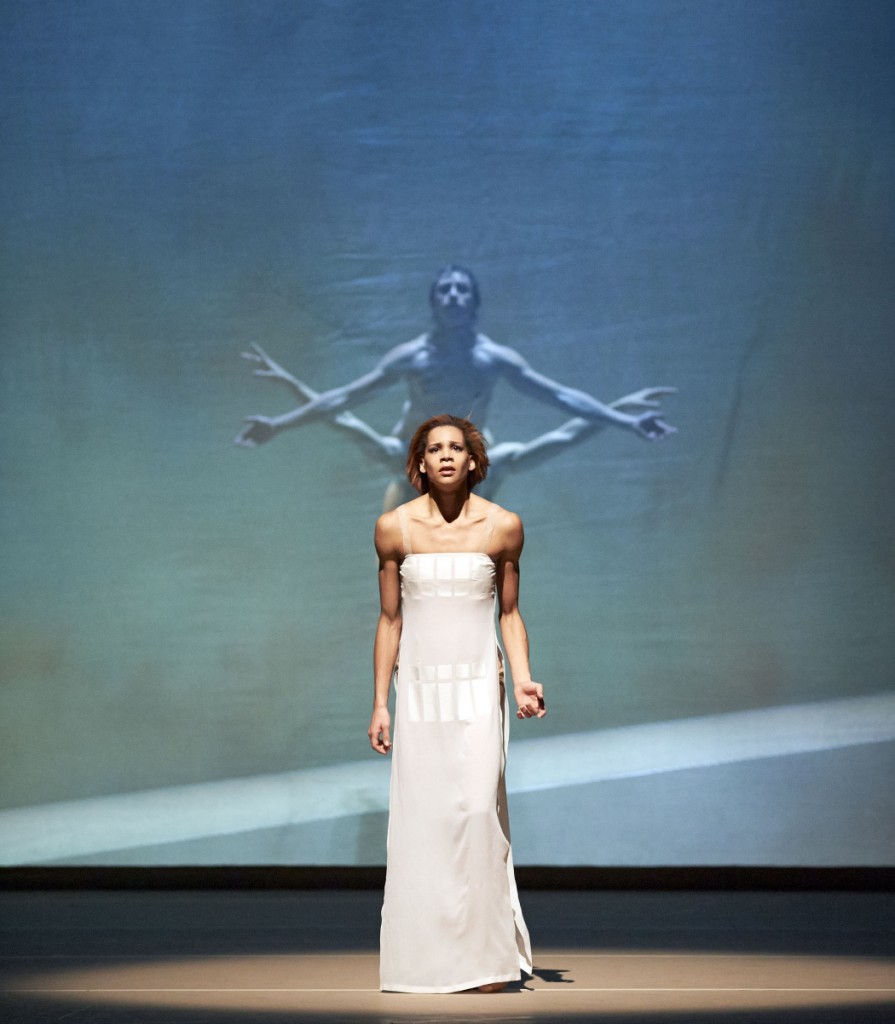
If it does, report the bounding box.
[396,504,413,557]
[482,503,500,552]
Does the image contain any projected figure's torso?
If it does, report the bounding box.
[390,331,502,439]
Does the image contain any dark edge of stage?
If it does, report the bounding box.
[2,866,893,891]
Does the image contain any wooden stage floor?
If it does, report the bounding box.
[2,888,894,1023]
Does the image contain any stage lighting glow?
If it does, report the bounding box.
[8,950,895,1016]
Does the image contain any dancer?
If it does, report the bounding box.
[241,342,675,508]
[236,264,675,450]
[368,414,545,993]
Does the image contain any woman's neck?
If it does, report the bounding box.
[424,487,472,524]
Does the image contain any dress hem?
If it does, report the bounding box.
[380,970,521,994]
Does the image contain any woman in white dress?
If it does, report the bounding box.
[368,414,547,994]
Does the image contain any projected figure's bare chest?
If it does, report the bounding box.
[406,340,498,422]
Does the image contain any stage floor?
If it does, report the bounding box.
[2,888,894,1023]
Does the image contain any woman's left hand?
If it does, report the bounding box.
[514,680,546,719]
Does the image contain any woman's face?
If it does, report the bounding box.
[420,426,474,489]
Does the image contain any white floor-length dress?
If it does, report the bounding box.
[379,505,532,993]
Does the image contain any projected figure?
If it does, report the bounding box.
[235,264,676,453]
[244,342,673,502]
[369,414,545,993]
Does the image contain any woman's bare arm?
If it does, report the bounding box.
[495,511,546,720]
[369,512,403,753]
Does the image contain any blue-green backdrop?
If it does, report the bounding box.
[2,0,893,865]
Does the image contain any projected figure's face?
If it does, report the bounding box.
[431,269,478,327]
[420,426,475,488]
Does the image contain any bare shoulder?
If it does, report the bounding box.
[498,508,524,552]
[382,333,428,367]
[476,334,528,367]
[477,498,524,554]
[400,494,428,522]
[374,509,402,558]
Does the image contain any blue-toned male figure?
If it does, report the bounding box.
[236,264,675,456]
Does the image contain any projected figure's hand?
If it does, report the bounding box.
[368,707,392,755]
[610,386,677,414]
[235,415,279,447]
[609,387,677,440]
[241,344,308,400]
[514,680,546,719]
[234,344,302,447]
[630,410,676,441]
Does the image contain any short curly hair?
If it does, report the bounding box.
[406,415,489,494]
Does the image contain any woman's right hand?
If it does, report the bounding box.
[368,707,392,754]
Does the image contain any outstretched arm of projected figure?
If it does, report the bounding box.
[492,342,676,441]
[236,341,415,448]
[239,344,404,467]
[488,387,678,474]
